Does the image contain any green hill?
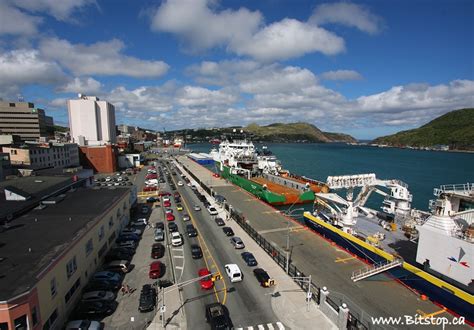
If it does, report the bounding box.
[372,108,474,150]
[245,122,356,143]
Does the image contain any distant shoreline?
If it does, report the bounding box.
[351,143,474,154]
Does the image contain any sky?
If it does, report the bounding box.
[0,0,473,139]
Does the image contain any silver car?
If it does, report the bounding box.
[154,228,164,242]
[230,237,245,249]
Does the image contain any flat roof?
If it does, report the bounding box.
[0,175,74,221]
[0,187,130,301]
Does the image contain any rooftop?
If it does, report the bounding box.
[0,187,130,300]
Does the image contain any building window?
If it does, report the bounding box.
[108,216,114,228]
[50,278,57,297]
[14,315,27,330]
[32,306,39,326]
[98,225,105,241]
[42,309,58,330]
[10,150,17,155]
[85,239,93,257]
[65,278,81,303]
[66,256,77,279]
[9,103,15,107]
[108,232,116,244]
[0,322,8,330]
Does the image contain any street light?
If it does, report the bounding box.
[282,207,305,274]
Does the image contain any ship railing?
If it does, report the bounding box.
[434,183,474,196]
[390,179,408,188]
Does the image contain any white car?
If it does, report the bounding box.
[66,320,103,330]
[207,206,218,215]
[81,290,116,303]
[177,181,184,186]
[171,232,183,246]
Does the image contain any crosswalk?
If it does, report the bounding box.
[235,322,285,330]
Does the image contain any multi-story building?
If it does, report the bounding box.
[79,145,117,173]
[3,142,79,170]
[0,101,54,141]
[68,95,116,146]
[0,180,136,329]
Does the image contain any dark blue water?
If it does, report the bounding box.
[188,143,474,211]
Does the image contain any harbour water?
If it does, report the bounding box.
[188,142,474,211]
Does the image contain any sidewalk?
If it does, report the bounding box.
[147,284,187,330]
[173,158,337,330]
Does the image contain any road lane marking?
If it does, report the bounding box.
[175,266,183,270]
[335,256,356,263]
[173,255,184,259]
[170,169,227,304]
[258,326,265,330]
[276,322,285,330]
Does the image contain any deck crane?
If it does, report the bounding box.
[314,173,412,233]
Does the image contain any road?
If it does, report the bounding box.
[161,160,284,329]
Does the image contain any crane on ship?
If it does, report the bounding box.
[314,173,413,233]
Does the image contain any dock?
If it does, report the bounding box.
[177,155,468,329]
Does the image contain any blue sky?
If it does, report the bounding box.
[0,0,473,139]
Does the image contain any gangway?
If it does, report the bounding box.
[351,259,403,282]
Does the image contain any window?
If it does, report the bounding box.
[10,150,17,155]
[42,309,58,330]
[108,232,116,244]
[66,256,77,278]
[85,239,93,257]
[14,315,27,330]
[108,216,114,228]
[0,322,8,330]
[98,225,105,241]
[50,278,57,297]
[64,278,81,303]
[97,243,107,258]
[32,306,39,326]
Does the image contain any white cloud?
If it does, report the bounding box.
[232,18,345,61]
[0,49,66,97]
[11,0,97,21]
[150,0,344,61]
[310,2,383,35]
[58,77,102,94]
[39,38,169,78]
[0,1,41,35]
[320,70,363,81]
[150,0,262,52]
[176,86,238,107]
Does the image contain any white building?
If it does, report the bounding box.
[68,95,116,146]
[3,142,79,169]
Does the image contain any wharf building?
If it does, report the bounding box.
[0,101,54,141]
[0,174,137,329]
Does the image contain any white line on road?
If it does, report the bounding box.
[173,255,184,258]
[276,322,285,330]
[172,248,184,252]
[258,325,265,330]
[175,266,183,270]
[267,323,275,330]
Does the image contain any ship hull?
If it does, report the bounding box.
[216,162,313,205]
[304,212,474,323]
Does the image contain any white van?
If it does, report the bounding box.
[224,264,242,283]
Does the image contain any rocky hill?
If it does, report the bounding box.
[372,108,474,150]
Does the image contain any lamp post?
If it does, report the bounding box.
[283,207,305,274]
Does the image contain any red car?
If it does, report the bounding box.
[159,191,172,197]
[166,213,175,221]
[163,201,171,208]
[144,186,157,192]
[149,261,164,279]
[198,268,214,290]
[173,192,180,198]
[146,174,157,179]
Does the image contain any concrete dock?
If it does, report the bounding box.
[176,155,468,329]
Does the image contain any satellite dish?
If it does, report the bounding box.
[78,93,82,98]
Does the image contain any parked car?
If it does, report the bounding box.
[230,237,244,249]
[117,233,140,242]
[109,247,134,256]
[83,280,120,292]
[81,290,116,303]
[194,205,201,211]
[141,206,149,214]
[177,181,184,186]
[176,204,183,211]
[198,268,213,290]
[168,222,178,232]
[151,243,165,259]
[171,232,183,246]
[74,301,116,318]
[139,284,157,312]
[149,261,164,279]
[166,213,175,221]
[91,271,122,284]
[116,241,136,250]
[159,191,172,197]
[154,228,164,242]
[182,214,190,222]
[214,217,225,226]
[105,251,132,262]
[163,200,171,208]
[190,244,203,259]
[205,303,233,329]
[146,197,157,203]
[155,222,165,230]
[241,252,258,266]
[103,260,131,274]
[65,320,103,330]
[121,228,142,236]
[253,268,272,287]
[222,227,234,236]
[186,224,198,237]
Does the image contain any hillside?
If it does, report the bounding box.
[372,108,474,150]
[245,122,357,143]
